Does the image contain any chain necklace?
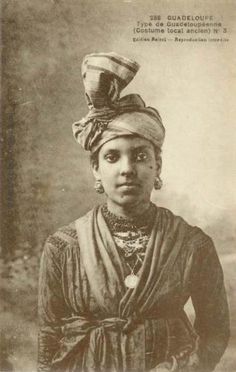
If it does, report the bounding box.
[124,256,141,288]
[117,235,147,288]
[114,231,149,259]
[101,203,156,288]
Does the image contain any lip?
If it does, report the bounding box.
[117,182,140,188]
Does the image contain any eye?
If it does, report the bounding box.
[135,151,148,162]
[104,152,119,163]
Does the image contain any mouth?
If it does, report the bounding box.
[117,182,140,189]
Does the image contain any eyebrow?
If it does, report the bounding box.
[131,145,150,151]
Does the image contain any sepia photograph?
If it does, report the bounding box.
[1,1,236,371]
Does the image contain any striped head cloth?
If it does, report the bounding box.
[72,52,165,152]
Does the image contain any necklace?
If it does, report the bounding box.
[124,256,141,288]
[101,203,156,288]
[115,232,149,259]
[101,202,156,233]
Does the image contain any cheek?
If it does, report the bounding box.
[138,167,156,187]
[141,161,156,175]
[147,159,159,174]
[99,166,116,186]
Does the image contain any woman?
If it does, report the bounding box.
[38,53,230,372]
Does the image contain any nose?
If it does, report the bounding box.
[120,156,137,177]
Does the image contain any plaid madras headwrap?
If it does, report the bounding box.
[72,52,165,151]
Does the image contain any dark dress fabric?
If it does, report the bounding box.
[38,206,230,372]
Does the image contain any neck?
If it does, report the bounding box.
[106,199,152,219]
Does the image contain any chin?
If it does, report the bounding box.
[116,194,142,206]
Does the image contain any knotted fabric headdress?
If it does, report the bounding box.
[72,52,165,152]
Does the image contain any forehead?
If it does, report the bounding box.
[99,135,154,152]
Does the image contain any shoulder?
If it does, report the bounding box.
[46,222,78,247]
[156,205,195,231]
[42,221,78,262]
[156,206,215,255]
[42,207,98,258]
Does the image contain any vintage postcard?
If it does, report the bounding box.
[1,1,236,371]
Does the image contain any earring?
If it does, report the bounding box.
[154,176,163,190]
[94,180,104,194]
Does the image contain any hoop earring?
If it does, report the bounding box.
[154,176,163,190]
[94,180,104,194]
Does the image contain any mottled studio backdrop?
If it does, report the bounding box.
[1,0,236,371]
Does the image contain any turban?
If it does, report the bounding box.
[72,52,165,152]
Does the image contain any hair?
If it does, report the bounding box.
[90,144,162,170]
[154,147,162,172]
[90,149,100,170]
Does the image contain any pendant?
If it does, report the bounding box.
[124,274,139,288]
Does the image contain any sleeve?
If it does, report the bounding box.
[38,238,69,372]
[189,234,230,372]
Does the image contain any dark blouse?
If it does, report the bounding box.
[38,205,230,372]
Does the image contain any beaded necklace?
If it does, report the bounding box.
[102,203,156,288]
[102,202,156,232]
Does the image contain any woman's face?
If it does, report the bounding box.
[92,136,161,210]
